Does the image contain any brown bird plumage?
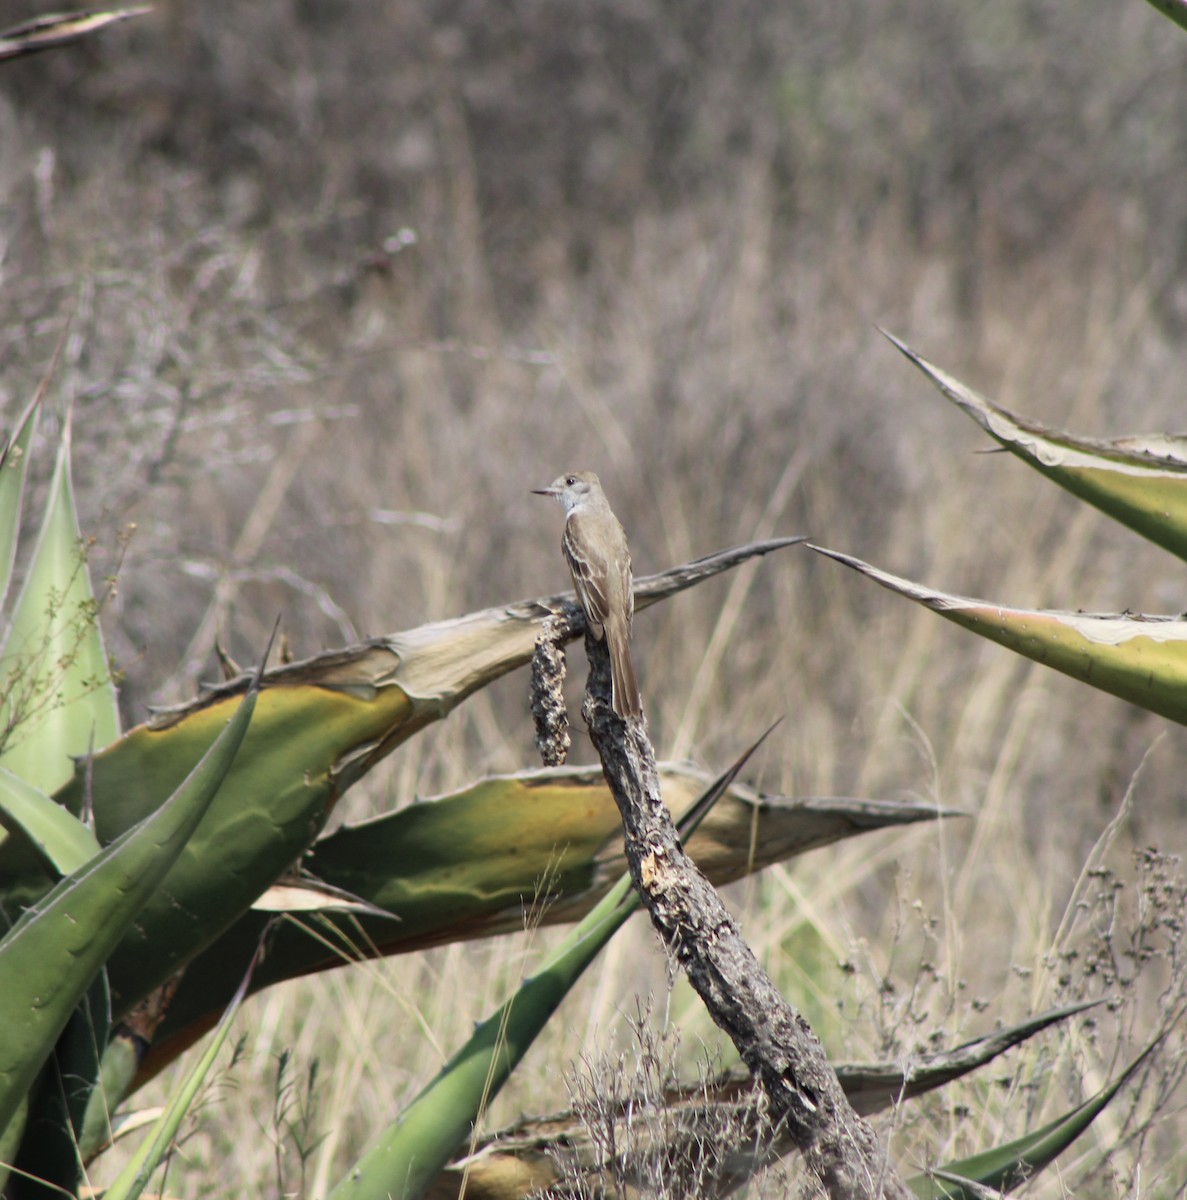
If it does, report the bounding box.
[533,471,642,718]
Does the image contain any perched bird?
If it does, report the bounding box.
[533,470,642,719]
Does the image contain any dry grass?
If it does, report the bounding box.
[5,2,1187,1195]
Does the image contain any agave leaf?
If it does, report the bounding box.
[0,1096,27,1195]
[0,6,151,61]
[96,1104,163,1150]
[885,331,1187,563]
[0,667,257,1133]
[0,416,120,795]
[0,767,100,877]
[325,736,764,1200]
[1143,0,1187,34]
[918,1173,999,1200]
[250,878,396,918]
[10,972,110,1197]
[811,546,1187,725]
[326,878,640,1200]
[19,538,799,1021]
[78,1026,140,1163]
[837,999,1102,1116]
[421,1001,1098,1199]
[143,767,949,1083]
[0,387,41,614]
[908,1043,1154,1198]
[102,940,263,1200]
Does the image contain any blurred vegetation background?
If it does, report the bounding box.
[2,1,1186,1193]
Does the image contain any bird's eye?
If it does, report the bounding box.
[566,475,577,485]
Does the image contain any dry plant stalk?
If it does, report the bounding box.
[531,613,573,766]
[579,634,912,1200]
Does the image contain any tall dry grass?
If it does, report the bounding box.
[3,1,1187,1194]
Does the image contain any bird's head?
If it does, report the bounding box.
[532,470,601,512]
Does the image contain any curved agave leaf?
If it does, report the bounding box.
[918,1173,999,1200]
[142,767,949,1083]
[416,1002,1100,1200]
[0,416,120,796]
[837,999,1102,1117]
[1144,0,1187,34]
[78,1026,141,1163]
[0,1096,26,1196]
[329,881,640,1200]
[324,737,763,1200]
[8,538,800,1021]
[884,331,1187,563]
[11,972,110,1197]
[0,672,256,1133]
[0,7,150,61]
[78,970,185,1166]
[811,546,1187,725]
[908,1042,1155,1198]
[0,768,99,877]
[0,388,41,613]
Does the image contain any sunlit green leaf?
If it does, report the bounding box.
[0,417,120,794]
[885,331,1187,563]
[0,767,99,877]
[812,546,1187,725]
[0,389,41,614]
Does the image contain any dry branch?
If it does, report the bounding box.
[581,636,912,1200]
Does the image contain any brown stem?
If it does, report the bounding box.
[581,635,912,1200]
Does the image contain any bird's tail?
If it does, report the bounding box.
[607,621,643,719]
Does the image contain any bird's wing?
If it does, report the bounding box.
[620,542,634,629]
[562,516,612,628]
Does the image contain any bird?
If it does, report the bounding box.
[532,470,643,719]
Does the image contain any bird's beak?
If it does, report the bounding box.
[532,486,560,497]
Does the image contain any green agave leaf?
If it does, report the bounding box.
[0,416,120,795]
[0,671,257,1133]
[75,679,418,1017]
[325,737,766,1200]
[885,331,1187,564]
[1143,0,1187,34]
[0,388,41,615]
[10,972,110,1199]
[328,883,637,1200]
[811,546,1187,725]
[919,1173,999,1200]
[14,539,799,1023]
[909,1044,1154,1198]
[0,1096,27,1196]
[143,767,948,1084]
[0,767,100,877]
[102,940,263,1200]
[78,1025,141,1163]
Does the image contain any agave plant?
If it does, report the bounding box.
[0,394,898,1196]
[0,367,1150,1200]
[2,3,1178,1195]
